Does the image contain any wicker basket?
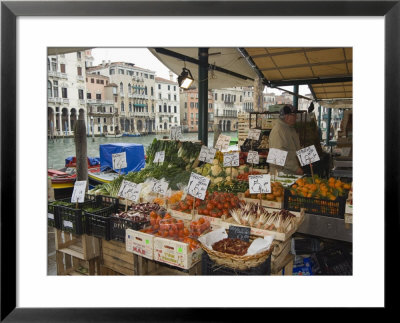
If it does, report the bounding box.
[200,236,273,271]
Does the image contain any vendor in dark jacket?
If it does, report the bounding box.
[268,104,304,176]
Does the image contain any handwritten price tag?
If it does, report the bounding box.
[71,180,87,203]
[246,150,259,165]
[118,180,142,202]
[112,152,127,170]
[187,172,210,200]
[248,128,261,141]
[154,151,165,163]
[215,134,231,151]
[249,174,271,194]
[296,145,320,166]
[223,151,240,167]
[151,179,169,196]
[267,148,288,166]
[199,146,216,164]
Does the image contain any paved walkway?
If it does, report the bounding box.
[48,227,57,275]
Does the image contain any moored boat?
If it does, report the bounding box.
[105,133,123,138]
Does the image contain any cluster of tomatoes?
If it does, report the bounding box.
[197,192,242,218]
[189,217,210,237]
[236,171,262,181]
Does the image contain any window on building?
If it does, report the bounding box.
[174,95,177,101]
[191,113,193,119]
[174,106,177,113]
[53,81,59,97]
[120,82,123,94]
[51,58,57,71]
[145,86,147,95]
[60,64,66,73]
[174,117,177,123]
[164,104,167,112]
[174,86,176,91]
[214,93,217,100]
[144,74,148,79]
[221,94,224,101]
[159,117,162,123]
[168,106,171,113]
[191,121,194,125]
[184,102,187,109]
[151,87,154,96]
[114,96,118,103]
[128,84,131,94]
[110,69,115,75]
[159,105,162,112]
[184,112,187,120]
[96,79,100,84]
[61,88,68,98]
[190,102,194,108]
[47,81,52,97]
[77,67,82,76]
[158,84,161,90]
[91,78,94,83]
[150,75,154,79]
[47,59,50,71]
[77,52,82,59]
[78,89,84,100]
[169,117,172,122]
[87,92,91,99]
[121,102,124,112]
[129,103,132,112]
[152,105,154,113]
[96,93,101,100]
[103,118,106,123]
[159,93,162,99]
[118,69,125,75]
[196,103,198,108]
[168,85,170,91]
[168,94,171,100]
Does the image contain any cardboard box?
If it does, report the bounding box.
[125,228,155,260]
[153,237,203,270]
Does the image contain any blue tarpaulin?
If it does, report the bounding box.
[99,143,145,174]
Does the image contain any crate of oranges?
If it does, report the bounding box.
[284,176,351,219]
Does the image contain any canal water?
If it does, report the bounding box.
[47,131,238,170]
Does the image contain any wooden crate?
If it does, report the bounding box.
[271,254,294,276]
[56,252,100,275]
[101,239,135,275]
[54,228,100,260]
[99,264,124,275]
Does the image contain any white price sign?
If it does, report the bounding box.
[112,152,127,170]
[223,151,240,167]
[71,180,87,203]
[199,146,216,164]
[215,134,231,151]
[249,174,271,194]
[296,145,320,166]
[267,148,288,166]
[151,179,169,196]
[170,126,182,140]
[246,150,259,164]
[248,128,261,141]
[187,172,210,200]
[154,151,165,163]
[118,180,142,202]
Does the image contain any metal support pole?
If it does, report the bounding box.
[198,48,209,146]
[325,107,332,146]
[318,105,322,140]
[293,85,299,109]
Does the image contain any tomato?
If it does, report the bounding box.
[198,217,205,224]
[206,203,213,210]
[195,199,201,207]
[203,209,210,215]
[216,203,223,210]
[217,211,223,217]
[223,209,230,217]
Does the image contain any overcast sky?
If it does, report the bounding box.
[91,47,310,96]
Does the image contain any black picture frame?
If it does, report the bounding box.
[1,0,398,321]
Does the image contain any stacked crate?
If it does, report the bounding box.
[237,112,256,146]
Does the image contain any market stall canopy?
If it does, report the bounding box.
[47,47,93,56]
[242,47,353,102]
[148,48,259,89]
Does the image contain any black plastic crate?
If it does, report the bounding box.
[201,252,271,275]
[94,195,119,212]
[284,188,347,219]
[110,216,150,242]
[314,247,352,275]
[58,200,96,234]
[48,197,84,229]
[85,205,116,240]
